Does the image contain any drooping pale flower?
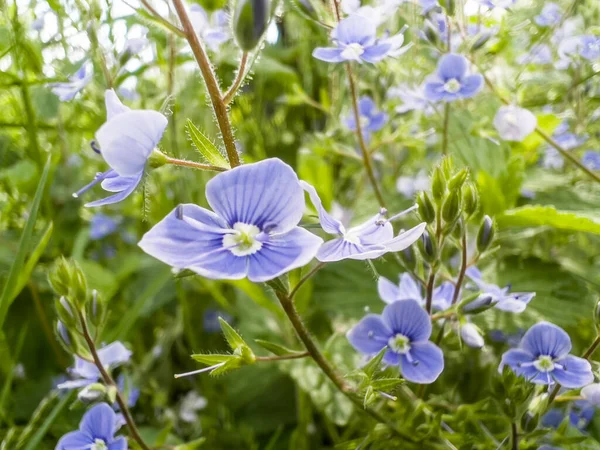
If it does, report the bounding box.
[460,323,484,349]
[190,4,231,51]
[73,89,168,207]
[581,384,600,406]
[493,105,537,142]
[347,299,444,383]
[90,214,119,240]
[57,341,132,390]
[345,96,388,142]
[423,54,483,103]
[312,15,407,64]
[466,267,535,313]
[55,403,126,450]
[582,151,600,170]
[139,159,323,282]
[50,62,93,101]
[300,182,426,262]
[389,84,433,115]
[535,3,561,27]
[500,322,593,388]
[378,273,454,310]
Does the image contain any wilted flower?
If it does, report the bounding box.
[139,159,323,282]
[378,273,454,310]
[89,214,118,240]
[466,266,535,313]
[493,105,537,142]
[345,96,388,142]
[424,54,483,103]
[500,322,593,388]
[347,299,444,383]
[50,62,93,101]
[190,4,231,51]
[535,3,561,27]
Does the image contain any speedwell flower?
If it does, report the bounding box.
[424,54,483,103]
[55,403,126,450]
[500,322,593,388]
[138,159,323,282]
[466,266,535,313]
[345,96,388,142]
[90,214,119,240]
[347,299,444,383]
[378,273,454,310]
[73,89,168,207]
[493,105,537,142]
[583,151,600,170]
[190,4,231,51]
[300,182,426,262]
[50,62,93,101]
[535,3,562,27]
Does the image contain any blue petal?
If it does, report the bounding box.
[55,430,94,450]
[368,112,388,131]
[520,322,572,359]
[397,273,422,302]
[108,438,128,450]
[541,409,564,428]
[206,159,305,233]
[104,89,130,120]
[458,74,483,98]
[400,341,444,384]
[348,215,393,245]
[382,299,431,341]
[300,181,345,234]
[333,15,376,46]
[432,282,454,310]
[347,314,392,355]
[101,173,142,193]
[56,378,95,390]
[437,53,468,81]
[312,47,346,63]
[361,43,392,63]
[552,355,594,388]
[378,276,400,304]
[316,238,386,262]
[499,349,538,379]
[97,342,132,369]
[423,78,446,102]
[495,292,535,313]
[358,96,375,116]
[84,172,142,207]
[80,403,117,442]
[246,227,322,282]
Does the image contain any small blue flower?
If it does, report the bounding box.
[313,15,407,64]
[203,309,233,333]
[89,214,119,240]
[466,267,535,313]
[493,105,537,142]
[541,123,588,169]
[423,54,483,103]
[378,273,454,310]
[500,322,594,388]
[345,96,388,142]
[582,151,600,170]
[190,5,231,51]
[580,35,600,61]
[347,299,444,383]
[123,37,149,55]
[73,89,168,207]
[542,408,565,428]
[569,400,595,430]
[535,3,561,27]
[55,403,126,450]
[477,0,515,9]
[139,159,323,282]
[420,0,439,14]
[50,62,93,101]
[301,182,426,262]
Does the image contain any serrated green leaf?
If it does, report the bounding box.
[362,347,387,379]
[219,317,247,350]
[370,378,404,391]
[191,353,236,365]
[185,119,230,169]
[210,357,243,376]
[254,339,304,356]
[498,206,600,234]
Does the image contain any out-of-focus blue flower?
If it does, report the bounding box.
[347,299,444,383]
[582,383,600,406]
[389,84,433,115]
[424,54,483,103]
[535,3,561,27]
[500,322,593,388]
[190,5,231,51]
[569,400,595,430]
[31,15,45,31]
[556,35,600,68]
[50,62,93,101]
[313,15,408,64]
[466,267,535,313]
[542,408,565,428]
[203,309,233,333]
[489,328,524,347]
[582,151,600,170]
[89,214,118,240]
[73,89,168,207]
[117,87,140,101]
[378,273,454,310]
[57,342,132,390]
[123,37,149,55]
[580,35,600,61]
[345,96,388,142]
[139,159,323,282]
[541,123,587,169]
[301,182,426,262]
[420,0,439,14]
[493,105,537,142]
[55,403,126,450]
[396,170,430,198]
[517,44,553,65]
[477,0,515,9]
[116,374,140,409]
[341,0,403,27]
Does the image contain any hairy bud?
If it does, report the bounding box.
[417,192,435,224]
[476,215,495,253]
[462,182,479,218]
[234,0,270,51]
[418,230,437,264]
[431,167,446,203]
[442,190,461,225]
[448,169,468,191]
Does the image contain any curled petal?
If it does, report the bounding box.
[383,222,427,252]
[300,181,345,235]
[316,238,386,262]
[84,172,142,207]
[312,47,346,63]
[105,89,130,120]
[378,276,400,304]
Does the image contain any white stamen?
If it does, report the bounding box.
[341,43,365,60]
[174,362,225,379]
[378,391,397,401]
[388,333,411,354]
[444,78,461,94]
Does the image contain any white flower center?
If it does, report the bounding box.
[388,333,411,354]
[341,43,365,60]
[222,223,263,256]
[91,439,107,450]
[344,232,361,245]
[533,355,555,372]
[504,112,518,125]
[444,78,461,94]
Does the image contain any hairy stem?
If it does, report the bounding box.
[289,262,326,301]
[451,234,468,305]
[223,52,249,105]
[256,352,310,362]
[165,157,227,172]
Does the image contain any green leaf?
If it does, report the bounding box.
[219,317,247,350]
[362,347,387,379]
[13,222,53,300]
[21,391,73,450]
[498,206,600,234]
[174,438,207,450]
[370,378,404,391]
[185,119,230,169]
[254,339,304,356]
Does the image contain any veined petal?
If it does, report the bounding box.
[105,89,130,120]
[347,314,392,354]
[108,438,128,450]
[97,342,131,369]
[55,430,94,450]
[398,273,422,301]
[300,181,345,234]
[378,276,400,304]
[520,322,572,359]
[437,53,468,81]
[84,172,142,207]
[458,74,483,98]
[347,215,393,245]
[552,355,594,388]
[499,349,538,379]
[382,299,431,341]
[334,14,376,46]
[383,222,427,252]
[400,341,444,384]
[80,403,117,443]
[312,47,346,63]
[361,43,392,63]
[316,238,386,262]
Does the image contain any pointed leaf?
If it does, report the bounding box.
[255,339,304,356]
[185,119,230,169]
[363,347,388,379]
[370,378,404,391]
[191,353,236,365]
[219,317,247,350]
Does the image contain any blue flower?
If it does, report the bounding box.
[493,105,537,142]
[50,62,93,101]
[347,299,444,383]
[466,267,535,313]
[424,54,483,103]
[477,0,515,9]
[90,214,119,240]
[203,309,233,333]
[583,151,600,170]
[569,400,595,430]
[313,15,406,64]
[517,44,553,65]
[378,273,454,310]
[138,159,323,282]
[535,3,561,27]
[580,35,600,61]
[500,322,594,388]
[122,37,149,55]
[582,383,600,406]
[557,35,600,68]
[420,0,439,14]
[73,89,168,207]
[541,123,588,169]
[301,182,426,262]
[345,96,388,142]
[542,408,565,428]
[190,5,231,51]
[55,403,126,450]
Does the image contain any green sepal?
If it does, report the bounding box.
[219,317,247,350]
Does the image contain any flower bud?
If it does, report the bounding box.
[476,215,495,253]
[56,321,75,353]
[233,0,270,51]
[417,192,435,224]
[460,323,484,349]
[55,296,77,328]
[461,294,495,314]
[418,230,437,264]
[71,263,88,307]
[520,412,538,433]
[462,182,479,218]
[78,383,107,403]
[451,217,465,239]
[431,167,446,203]
[448,169,468,191]
[148,148,169,169]
[291,0,317,20]
[400,246,417,272]
[442,190,461,225]
[86,290,105,328]
[48,257,73,297]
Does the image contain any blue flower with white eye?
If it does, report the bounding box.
[50,62,93,101]
[535,3,561,27]
[345,96,388,143]
[583,151,600,170]
[190,4,231,51]
[55,403,126,450]
[423,54,483,103]
[300,182,426,262]
[466,267,535,313]
[139,159,323,282]
[500,322,594,388]
[347,299,444,383]
[313,15,407,64]
[378,273,454,310]
[89,214,119,240]
[493,105,537,142]
[57,342,132,390]
[73,89,168,207]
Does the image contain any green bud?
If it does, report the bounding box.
[363,385,377,408]
[56,321,76,353]
[71,263,88,307]
[451,217,464,239]
[471,32,492,52]
[476,215,495,253]
[148,148,169,169]
[55,296,77,328]
[448,169,468,191]
[233,0,270,51]
[594,299,600,331]
[86,290,105,328]
[240,344,256,365]
[418,230,437,264]
[520,412,538,433]
[442,190,461,225]
[48,257,73,297]
[462,182,479,218]
[444,0,455,16]
[417,192,435,224]
[431,167,446,203]
[78,383,107,403]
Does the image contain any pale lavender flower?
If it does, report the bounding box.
[190,5,231,51]
[477,0,515,9]
[89,214,119,240]
[345,96,388,142]
[493,105,537,142]
[517,44,553,65]
[535,3,561,27]
[466,267,535,313]
[389,84,433,115]
[396,170,430,198]
[583,151,600,170]
[424,54,483,102]
[50,62,93,101]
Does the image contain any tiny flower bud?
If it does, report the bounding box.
[451,217,465,239]
[71,263,88,307]
[461,294,495,314]
[431,167,446,203]
[233,0,270,51]
[462,182,479,218]
[56,321,75,353]
[148,148,169,169]
[476,215,495,253]
[86,290,105,328]
[460,323,484,349]
[418,230,437,263]
[78,383,107,403]
[448,169,468,191]
[417,192,435,224]
[48,257,73,297]
[442,190,461,225]
[55,296,77,328]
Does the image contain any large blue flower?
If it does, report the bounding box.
[466,267,535,313]
[500,322,594,388]
[347,299,444,383]
[424,54,483,102]
[55,403,126,450]
[73,89,168,207]
[345,96,388,142]
[378,273,454,310]
[50,62,93,101]
[139,159,323,282]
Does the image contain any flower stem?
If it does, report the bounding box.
[451,234,468,306]
[425,267,436,314]
[140,0,184,36]
[223,52,249,105]
[171,0,241,168]
[442,103,450,156]
[256,352,310,361]
[77,312,150,450]
[511,422,519,450]
[165,157,227,172]
[289,262,326,301]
